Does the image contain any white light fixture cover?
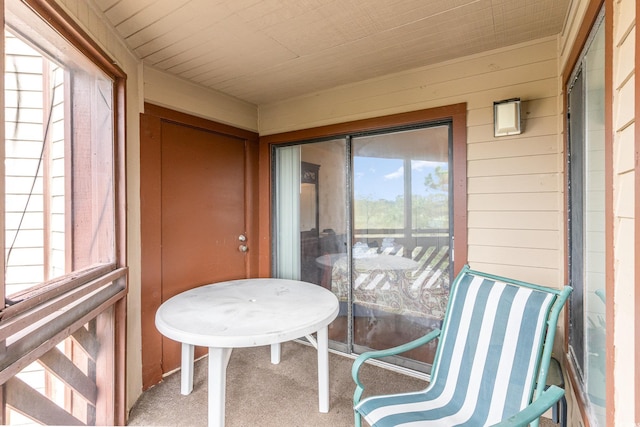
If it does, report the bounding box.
[494,98,522,137]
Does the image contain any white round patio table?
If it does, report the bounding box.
[155,278,340,427]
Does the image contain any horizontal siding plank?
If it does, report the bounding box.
[5,176,44,194]
[615,123,635,173]
[468,228,559,250]
[468,153,558,177]
[4,90,43,109]
[5,249,45,266]
[458,78,559,110]
[262,77,559,135]
[469,211,560,230]
[614,172,635,218]
[614,28,635,88]
[468,134,559,160]
[614,217,635,279]
[467,96,558,126]
[468,114,559,144]
[468,245,560,269]
[4,230,43,249]
[4,72,43,90]
[468,173,560,193]
[614,0,635,45]
[615,75,634,131]
[5,212,43,229]
[468,262,562,286]
[333,64,558,124]
[468,192,559,211]
[5,194,44,211]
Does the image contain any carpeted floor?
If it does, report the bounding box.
[127,341,559,427]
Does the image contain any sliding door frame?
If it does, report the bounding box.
[258,103,467,290]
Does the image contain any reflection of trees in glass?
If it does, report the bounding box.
[354,194,448,230]
[416,166,449,229]
[354,165,449,231]
[412,194,448,229]
[355,196,404,229]
[424,166,448,191]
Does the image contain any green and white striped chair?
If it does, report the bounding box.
[352,265,572,427]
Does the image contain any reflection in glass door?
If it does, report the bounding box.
[351,126,451,370]
[274,139,350,347]
[274,123,452,372]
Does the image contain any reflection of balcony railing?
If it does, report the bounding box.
[353,228,450,256]
[327,228,452,320]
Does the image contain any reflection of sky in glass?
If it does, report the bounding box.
[354,157,447,200]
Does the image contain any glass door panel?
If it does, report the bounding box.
[274,139,349,347]
[351,126,451,371]
[273,123,452,371]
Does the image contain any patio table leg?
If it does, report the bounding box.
[271,342,281,364]
[208,347,232,427]
[180,343,194,395]
[317,326,329,413]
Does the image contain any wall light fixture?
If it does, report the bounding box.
[493,98,522,137]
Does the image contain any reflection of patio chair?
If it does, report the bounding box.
[352,265,572,427]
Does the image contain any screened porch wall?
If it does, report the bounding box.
[52,1,640,425]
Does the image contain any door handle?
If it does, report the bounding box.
[239,245,248,252]
[238,234,247,242]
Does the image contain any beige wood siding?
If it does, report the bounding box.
[142,66,259,132]
[260,37,564,286]
[4,33,46,293]
[612,0,635,425]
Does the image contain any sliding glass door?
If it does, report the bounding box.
[273,123,452,371]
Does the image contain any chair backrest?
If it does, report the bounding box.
[427,265,571,425]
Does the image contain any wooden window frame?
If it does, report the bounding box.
[1,0,128,424]
[561,1,612,426]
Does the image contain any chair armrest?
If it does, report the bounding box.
[491,385,565,427]
[352,329,440,405]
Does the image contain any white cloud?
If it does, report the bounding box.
[412,160,444,171]
[384,166,404,180]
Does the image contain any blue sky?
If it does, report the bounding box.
[353,156,447,201]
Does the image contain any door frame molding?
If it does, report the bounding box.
[258,103,468,278]
[139,103,259,389]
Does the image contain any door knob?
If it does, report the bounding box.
[239,245,248,252]
[238,234,247,242]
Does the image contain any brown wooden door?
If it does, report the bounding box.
[140,104,259,388]
[160,121,247,371]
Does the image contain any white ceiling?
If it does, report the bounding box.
[93,0,571,105]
